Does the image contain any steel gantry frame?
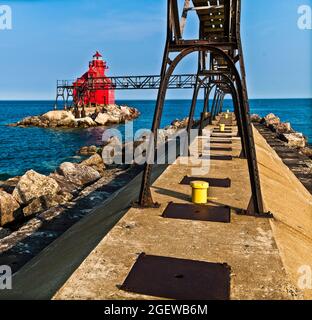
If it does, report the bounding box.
[138,0,266,216]
[55,74,214,109]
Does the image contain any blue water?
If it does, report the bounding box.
[0,99,311,180]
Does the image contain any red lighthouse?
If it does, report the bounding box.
[73,51,115,108]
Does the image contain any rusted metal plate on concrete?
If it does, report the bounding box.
[180,176,231,188]
[210,147,233,152]
[213,128,232,133]
[162,202,231,223]
[121,253,231,300]
[201,155,233,161]
[211,134,234,138]
[210,140,232,145]
[210,155,233,161]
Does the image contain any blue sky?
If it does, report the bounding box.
[0,0,311,100]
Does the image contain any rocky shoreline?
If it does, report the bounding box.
[10,104,140,128]
[2,111,309,273]
[251,113,312,159]
[0,117,191,273]
[251,113,312,194]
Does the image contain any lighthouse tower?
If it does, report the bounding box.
[73,51,115,108]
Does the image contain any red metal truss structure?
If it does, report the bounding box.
[138,0,266,216]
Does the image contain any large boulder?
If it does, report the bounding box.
[15,111,76,128]
[23,192,73,217]
[49,173,81,195]
[75,117,97,128]
[128,107,140,119]
[58,162,101,187]
[263,113,281,127]
[275,122,293,134]
[80,154,106,176]
[120,106,131,117]
[171,118,189,129]
[0,227,11,239]
[250,114,261,123]
[42,110,75,122]
[0,190,21,226]
[299,147,312,159]
[0,177,20,194]
[95,113,111,126]
[107,113,122,124]
[279,133,307,148]
[78,145,98,156]
[42,110,76,128]
[42,110,73,121]
[12,170,60,205]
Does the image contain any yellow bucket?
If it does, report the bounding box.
[190,181,209,204]
[220,124,226,132]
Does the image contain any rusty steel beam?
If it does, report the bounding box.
[170,0,182,40]
[56,73,231,95]
[180,0,191,37]
[138,0,267,216]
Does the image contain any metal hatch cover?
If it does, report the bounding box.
[180,176,231,188]
[120,253,231,300]
[210,147,233,151]
[210,134,234,138]
[162,202,231,223]
[201,155,233,161]
[210,140,233,145]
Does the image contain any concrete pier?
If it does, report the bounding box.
[1,115,311,300]
[51,117,311,300]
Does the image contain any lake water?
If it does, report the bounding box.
[0,99,311,180]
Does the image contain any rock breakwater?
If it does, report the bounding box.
[10,104,140,129]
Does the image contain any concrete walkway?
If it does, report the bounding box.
[54,119,308,300]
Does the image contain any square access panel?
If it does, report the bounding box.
[201,155,233,161]
[212,132,233,135]
[210,140,233,145]
[210,147,233,152]
[120,253,231,300]
[213,128,232,133]
[162,202,231,223]
[211,134,234,139]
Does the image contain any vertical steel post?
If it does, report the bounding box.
[209,89,218,124]
[199,86,211,135]
[234,0,264,214]
[138,0,172,207]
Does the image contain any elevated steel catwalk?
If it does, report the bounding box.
[55,72,225,108]
[137,0,267,216]
[56,74,211,91]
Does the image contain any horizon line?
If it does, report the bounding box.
[0,97,311,102]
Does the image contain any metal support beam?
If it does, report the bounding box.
[139,43,265,215]
[199,86,211,135]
